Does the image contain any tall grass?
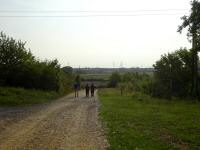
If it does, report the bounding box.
[99,89,200,150]
[0,87,66,106]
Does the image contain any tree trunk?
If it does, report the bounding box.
[191,32,199,100]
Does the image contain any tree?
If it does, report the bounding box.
[178,0,200,99]
[0,31,72,92]
[109,72,121,87]
[0,32,34,86]
[153,48,193,98]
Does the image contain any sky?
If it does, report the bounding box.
[0,0,193,68]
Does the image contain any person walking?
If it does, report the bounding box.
[74,82,78,98]
[85,83,90,97]
[90,83,96,97]
[74,75,81,98]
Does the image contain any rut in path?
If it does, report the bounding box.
[0,91,108,150]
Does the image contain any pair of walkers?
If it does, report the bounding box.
[85,83,96,97]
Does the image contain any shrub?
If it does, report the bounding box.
[108,72,121,87]
[0,31,73,92]
[153,48,193,97]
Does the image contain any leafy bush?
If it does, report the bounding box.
[153,48,193,98]
[108,72,121,87]
[0,32,73,92]
[108,72,153,95]
[0,87,59,106]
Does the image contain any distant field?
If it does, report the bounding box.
[0,87,66,106]
[80,73,111,87]
[99,89,200,150]
[81,73,111,81]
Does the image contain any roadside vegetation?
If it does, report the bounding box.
[100,1,200,149]
[108,0,200,100]
[0,87,61,106]
[109,48,200,100]
[0,32,74,105]
[99,89,200,150]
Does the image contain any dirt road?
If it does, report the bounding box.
[0,91,108,150]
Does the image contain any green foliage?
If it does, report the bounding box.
[21,59,61,91]
[99,89,200,150]
[0,32,34,86]
[108,72,121,87]
[117,82,126,95]
[178,0,200,43]
[0,32,73,92]
[107,49,197,99]
[153,48,193,97]
[58,71,74,94]
[178,0,200,99]
[122,72,151,93]
[109,72,152,94]
[0,87,59,106]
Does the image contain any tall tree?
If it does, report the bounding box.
[178,0,200,99]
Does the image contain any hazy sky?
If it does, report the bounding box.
[0,0,193,68]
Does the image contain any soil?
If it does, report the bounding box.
[0,91,108,150]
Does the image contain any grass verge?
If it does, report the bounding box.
[98,88,200,150]
[0,87,70,106]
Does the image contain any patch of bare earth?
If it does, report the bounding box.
[160,132,190,150]
[0,91,108,150]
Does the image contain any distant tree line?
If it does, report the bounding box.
[0,32,73,92]
[73,67,154,74]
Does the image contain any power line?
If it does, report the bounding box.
[0,9,188,13]
[0,9,189,18]
[0,13,189,18]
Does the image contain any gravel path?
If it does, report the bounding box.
[0,91,108,150]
